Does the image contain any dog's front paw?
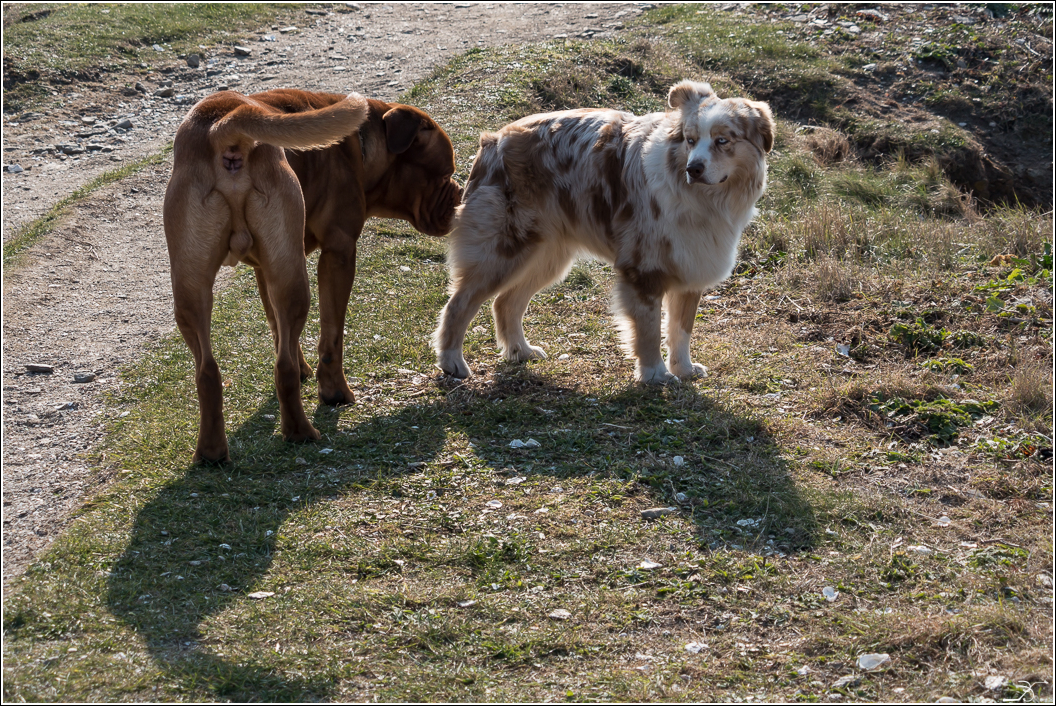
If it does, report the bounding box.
[669,362,708,379]
[283,420,322,443]
[637,364,679,385]
[437,350,472,379]
[506,344,547,363]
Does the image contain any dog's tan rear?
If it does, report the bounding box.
[434,80,773,384]
[163,91,366,462]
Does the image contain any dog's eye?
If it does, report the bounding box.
[686,138,696,146]
[716,137,729,145]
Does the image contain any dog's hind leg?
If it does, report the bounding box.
[493,248,574,364]
[256,257,320,442]
[246,152,320,443]
[664,289,707,379]
[254,267,313,380]
[165,190,232,462]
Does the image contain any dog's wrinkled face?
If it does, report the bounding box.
[382,105,463,236]
[666,80,774,188]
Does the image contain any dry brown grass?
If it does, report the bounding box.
[814,256,857,302]
[801,126,853,165]
[1007,360,1053,416]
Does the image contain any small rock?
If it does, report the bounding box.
[25,364,54,374]
[505,476,526,486]
[319,448,333,454]
[261,34,276,42]
[685,641,706,654]
[831,675,860,689]
[279,26,299,33]
[234,46,252,56]
[186,53,200,68]
[862,63,877,72]
[857,653,890,671]
[485,500,502,509]
[906,544,933,555]
[672,455,685,466]
[6,164,24,173]
[822,586,839,602]
[509,438,541,449]
[638,560,663,570]
[641,507,676,520]
[1037,573,1053,588]
[855,9,888,22]
[295,457,308,465]
[133,82,147,94]
[675,492,688,503]
[155,87,174,98]
[457,599,477,608]
[548,608,572,620]
[558,353,570,360]
[984,675,1008,691]
[219,543,232,551]
[152,44,165,52]
[247,591,274,600]
[73,372,96,383]
[219,583,232,591]
[305,8,328,15]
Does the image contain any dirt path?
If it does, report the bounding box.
[1,2,645,585]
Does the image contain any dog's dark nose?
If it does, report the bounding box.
[686,161,704,180]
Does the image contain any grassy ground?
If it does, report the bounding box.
[3,6,1053,703]
[2,3,304,112]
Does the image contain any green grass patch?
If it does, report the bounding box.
[3,3,295,75]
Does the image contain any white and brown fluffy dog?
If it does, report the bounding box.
[433,80,774,383]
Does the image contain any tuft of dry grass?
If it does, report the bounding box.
[814,256,857,302]
[1007,361,1053,416]
[802,126,853,165]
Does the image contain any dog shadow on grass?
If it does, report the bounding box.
[106,371,819,700]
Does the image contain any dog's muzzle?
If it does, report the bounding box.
[419,179,463,236]
[686,161,727,185]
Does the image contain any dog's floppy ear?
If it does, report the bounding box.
[668,80,715,110]
[382,107,424,154]
[746,100,775,154]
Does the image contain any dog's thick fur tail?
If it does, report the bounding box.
[209,92,368,151]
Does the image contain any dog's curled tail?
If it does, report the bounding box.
[209,92,368,152]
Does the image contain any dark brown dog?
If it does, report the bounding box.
[164,89,460,462]
[263,90,462,406]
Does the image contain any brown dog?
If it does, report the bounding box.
[267,90,462,405]
[164,89,460,462]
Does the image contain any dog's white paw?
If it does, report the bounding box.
[669,362,708,379]
[637,365,679,385]
[506,344,547,363]
[437,350,472,379]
